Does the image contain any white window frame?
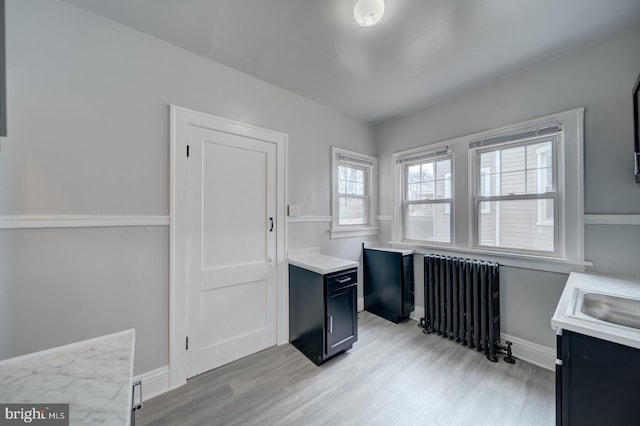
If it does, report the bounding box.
[390,108,588,274]
[444,172,452,214]
[480,167,492,214]
[394,146,454,246]
[471,133,560,256]
[330,146,378,239]
[536,145,554,226]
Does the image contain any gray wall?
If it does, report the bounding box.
[0,0,375,373]
[0,227,168,372]
[375,26,640,348]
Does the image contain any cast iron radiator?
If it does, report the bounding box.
[422,255,501,362]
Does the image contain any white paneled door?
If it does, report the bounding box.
[186,125,277,378]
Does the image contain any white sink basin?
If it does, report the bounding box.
[552,272,640,350]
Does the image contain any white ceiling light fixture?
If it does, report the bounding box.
[354,0,385,27]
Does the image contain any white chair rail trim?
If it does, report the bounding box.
[0,215,170,229]
[584,215,640,226]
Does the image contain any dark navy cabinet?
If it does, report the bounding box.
[363,247,414,323]
[289,265,358,365]
[556,330,640,426]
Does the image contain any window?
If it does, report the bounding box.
[472,130,558,254]
[399,150,453,244]
[331,147,378,238]
[337,163,368,225]
[391,108,585,273]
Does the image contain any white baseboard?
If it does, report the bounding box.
[134,366,170,401]
[357,297,364,312]
[410,306,424,322]
[500,333,555,371]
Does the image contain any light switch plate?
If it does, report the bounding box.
[288,204,301,217]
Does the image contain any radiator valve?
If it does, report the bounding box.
[503,340,516,364]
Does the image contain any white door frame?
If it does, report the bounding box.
[169,105,288,389]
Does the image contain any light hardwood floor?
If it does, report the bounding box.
[138,312,554,426]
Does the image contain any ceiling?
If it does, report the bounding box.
[60,0,640,123]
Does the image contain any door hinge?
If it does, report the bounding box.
[186,145,190,157]
[186,336,189,350]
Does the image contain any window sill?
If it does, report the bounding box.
[330,226,378,239]
[536,221,554,227]
[388,241,592,274]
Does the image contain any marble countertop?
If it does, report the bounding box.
[0,329,135,426]
[288,247,359,275]
[552,272,640,350]
[364,246,414,256]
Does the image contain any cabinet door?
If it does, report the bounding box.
[326,284,357,357]
[562,331,640,426]
[556,332,564,426]
[402,256,414,317]
[364,249,403,322]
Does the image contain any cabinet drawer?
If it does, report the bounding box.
[327,269,357,291]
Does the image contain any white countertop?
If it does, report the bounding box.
[364,246,414,256]
[0,329,135,426]
[552,272,640,350]
[288,247,359,275]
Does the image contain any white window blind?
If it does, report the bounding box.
[469,124,559,149]
[338,154,374,167]
[395,147,450,165]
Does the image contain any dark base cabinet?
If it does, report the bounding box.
[557,330,640,426]
[363,248,414,324]
[289,265,358,365]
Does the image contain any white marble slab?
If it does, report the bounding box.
[364,246,414,256]
[288,247,358,275]
[287,247,321,259]
[0,329,135,426]
[552,272,640,350]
